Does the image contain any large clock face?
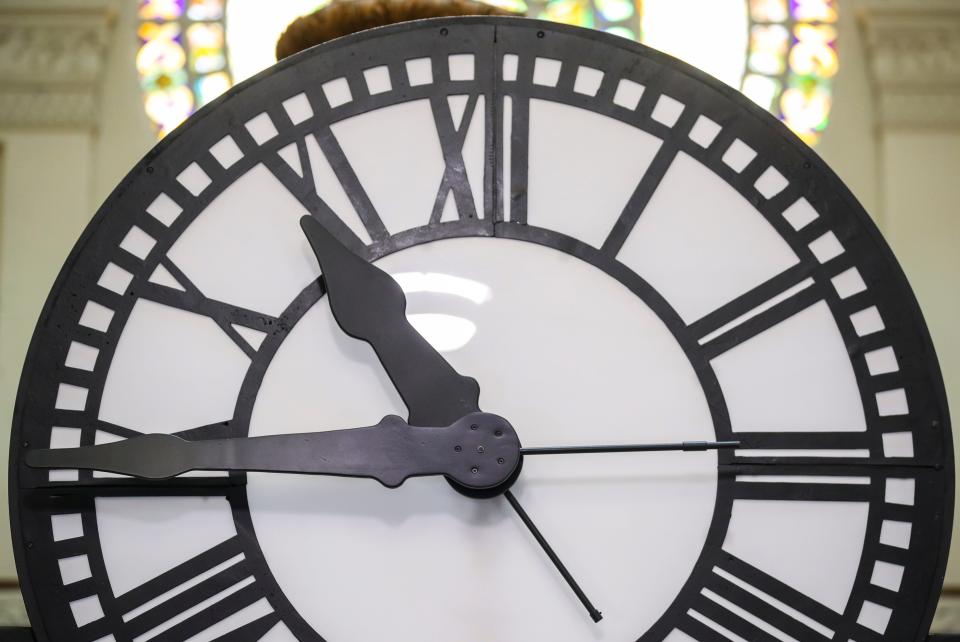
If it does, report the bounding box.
[11,17,952,642]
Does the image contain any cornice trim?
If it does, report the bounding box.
[860,0,960,127]
[0,6,115,128]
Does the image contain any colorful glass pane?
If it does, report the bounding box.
[195,71,232,104]
[138,0,231,137]
[742,73,782,110]
[792,0,838,23]
[597,0,635,22]
[539,0,594,28]
[137,21,180,45]
[144,85,194,136]
[186,0,225,20]
[139,0,184,20]
[748,24,789,74]
[186,21,223,49]
[484,0,530,11]
[604,26,637,40]
[140,67,188,93]
[749,0,788,22]
[743,0,839,144]
[790,23,839,77]
[187,23,227,74]
[781,78,831,137]
[136,26,186,76]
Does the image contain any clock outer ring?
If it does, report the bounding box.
[8,16,954,641]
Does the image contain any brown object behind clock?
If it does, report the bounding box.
[276,0,523,61]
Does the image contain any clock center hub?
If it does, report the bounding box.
[442,412,522,498]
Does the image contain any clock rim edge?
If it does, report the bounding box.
[7,16,953,641]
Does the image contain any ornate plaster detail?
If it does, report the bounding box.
[860,0,960,127]
[0,6,115,128]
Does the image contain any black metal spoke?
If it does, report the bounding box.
[520,440,740,456]
[503,490,603,623]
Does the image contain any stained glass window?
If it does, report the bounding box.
[743,0,838,145]
[137,0,230,137]
[528,0,838,145]
[137,0,837,145]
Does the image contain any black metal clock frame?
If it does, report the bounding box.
[8,17,953,642]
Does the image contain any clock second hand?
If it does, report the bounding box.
[504,489,604,623]
[521,440,740,456]
[503,438,738,623]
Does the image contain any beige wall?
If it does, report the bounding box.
[813,0,879,218]
[821,2,960,586]
[92,0,158,204]
[0,131,97,576]
[881,130,960,584]
[0,0,154,579]
[1,0,959,589]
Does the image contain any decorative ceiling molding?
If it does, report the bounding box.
[0,6,115,128]
[860,0,960,128]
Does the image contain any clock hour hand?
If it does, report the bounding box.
[301,216,480,426]
[25,413,521,489]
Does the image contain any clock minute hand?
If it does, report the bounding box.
[25,413,521,489]
[301,216,480,426]
[521,440,740,455]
